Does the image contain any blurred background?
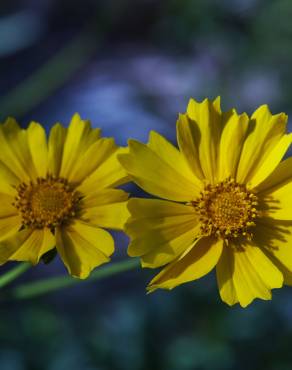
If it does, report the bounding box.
[1,0,292,369]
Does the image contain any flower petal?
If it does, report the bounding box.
[256,157,292,193]
[67,138,117,184]
[260,186,292,221]
[227,242,283,307]
[27,122,48,178]
[82,201,129,230]
[148,130,202,188]
[177,98,222,182]
[140,227,199,268]
[0,228,32,264]
[78,147,129,193]
[0,215,22,242]
[126,198,199,259]
[59,114,93,178]
[253,219,292,273]
[147,237,223,292]
[0,118,35,181]
[218,111,249,180]
[10,228,55,265]
[56,221,114,279]
[248,134,292,188]
[216,246,238,306]
[119,140,200,202]
[236,105,288,185]
[0,193,19,218]
[47,123,67,177]
[176,114,204,180]
[257,158,292,220]
[82,188,128,207]
[0,162,19,195]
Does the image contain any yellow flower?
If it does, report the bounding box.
[0,113,129,278]
[119,97,292,307]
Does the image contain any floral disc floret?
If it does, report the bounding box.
[192,178,259,242]
[13,174,81,231]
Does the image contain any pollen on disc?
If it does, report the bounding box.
[13,175,81,230]
[192,178,259,241]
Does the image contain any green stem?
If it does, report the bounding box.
[11,258,140,300]
[0,262,31,288]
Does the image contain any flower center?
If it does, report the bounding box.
[14,175,81,230]
[192,178,259,241]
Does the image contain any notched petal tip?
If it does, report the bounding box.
[69,112,92,129]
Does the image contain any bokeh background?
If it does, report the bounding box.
[1,1,292,369]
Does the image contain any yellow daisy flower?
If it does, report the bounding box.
[0,113,129,278]
[119,97,292,307]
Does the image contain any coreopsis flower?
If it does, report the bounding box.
[0,114,129,278]
[119,98,292,307]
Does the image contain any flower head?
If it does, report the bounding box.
[0,113,129,278]
[119,97,292,307]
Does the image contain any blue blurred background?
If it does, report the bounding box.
[1,1,292,369]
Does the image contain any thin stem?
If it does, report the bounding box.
[0,263,31,288]
[11,258,140,300]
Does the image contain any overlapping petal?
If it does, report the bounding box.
[126,198,200,267]
[82,189,129,230]
[147,237,223,292]
[0,118,35,181]
[119,140,200,201]
[0,114,128,278]
[177,97,222,182]
[236,105,289,187]
[217,242,283,307]
[120,97,292,307]
[56,221,114,279]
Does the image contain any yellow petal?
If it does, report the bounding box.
[236,105,288,185]
[27,122,48,178]
[47,123,67,177]
[119,140,200,202]
[82,127,101,146]
[0,228,32,264]
[10,228,55,265]
[67,138,117,184]
[0,193,19,218]
[218,112,249,180]
[0,215,22,242]
[253,220,292,272]
[56,221,113,279]
[181,98,222,182]
[256,157,292,193]
[256,158,292,220]
[249,134,292,188]
[126,198,199,258]
[176,113,204,180]
[68,221,114,256]
[78,147,129,193]
[140,227,199,268]
[59,114,92,178]
[0,163,19,196]
[148,130,202,188]
[82,188,128,208]
[82,201,129,230]
[0,118,35,181]
[260,184,292,221]
[230,242,283,307]
[147,237,223,291]
[216,246,238,306]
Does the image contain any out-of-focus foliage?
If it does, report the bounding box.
[1,0,292,369]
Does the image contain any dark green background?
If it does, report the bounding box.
[0,1,292,369]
